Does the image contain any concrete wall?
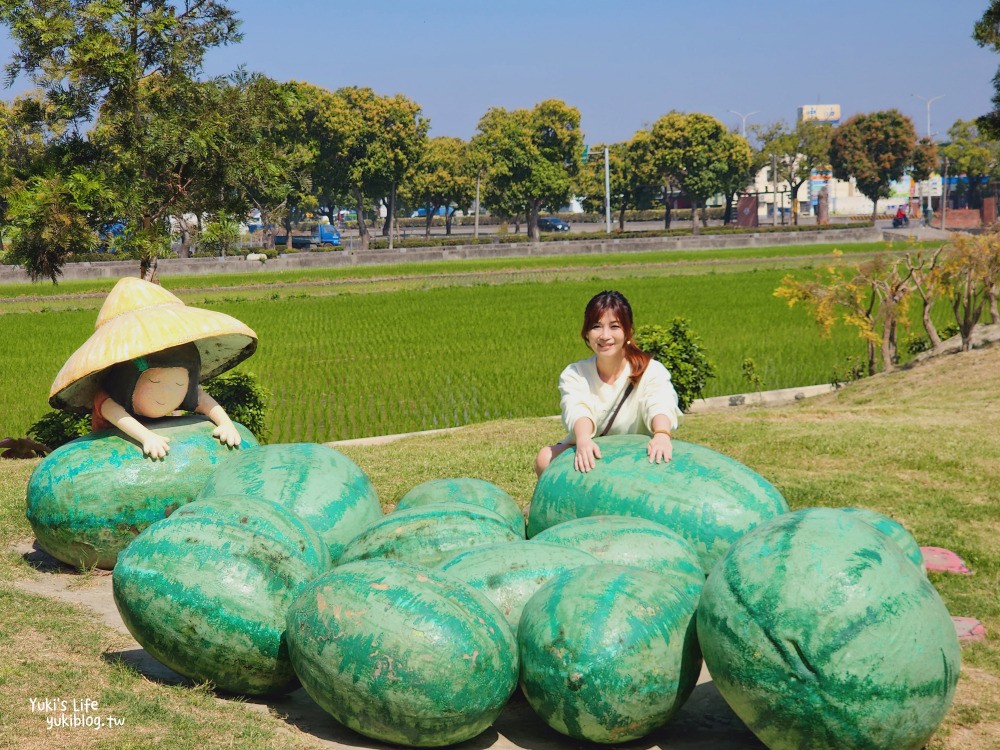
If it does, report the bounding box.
[0,227,881,284]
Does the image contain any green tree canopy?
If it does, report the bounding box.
[406,136,474,237]
[0,0,243,279]
[939,119,1000,210]
[761,119,833,225]
[471,99,582,241]
[829,110,917,221]
[650,112,743,234]
[317,86,428,250]
[974,1,1000,137]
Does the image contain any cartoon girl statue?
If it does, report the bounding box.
[49,277,258,458]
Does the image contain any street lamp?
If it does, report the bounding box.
[728,109,759,138]
[912,94,944,139]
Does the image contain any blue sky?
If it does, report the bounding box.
[1,1,996,143]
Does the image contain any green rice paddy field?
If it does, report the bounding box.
[0,241,950,443]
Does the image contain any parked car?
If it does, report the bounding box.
[537,216,570,232]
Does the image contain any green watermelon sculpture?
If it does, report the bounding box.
[528,435,789,571]
[286,559,518,747]
[440,540,599,633]
[396,477,525,537]
[113,495,329,695]
[838,506,926,573]
[697,508,960,750]
[338,503,521,568]
[26,416,257,569]
[196,442,382,563]
[519,563,702,743]
[532,515,705,602]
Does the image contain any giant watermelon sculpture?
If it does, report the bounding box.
[440,540,598,633]
[196,442,382,563]
[519,563,702,743]
[697,508,960,750]
[286,559,518,747]
[396,477,525,537]
[338,503,521,568]
[528,435,789,571]
[27,416,257,569]
[113,495,329,695]
[532,515,705,602]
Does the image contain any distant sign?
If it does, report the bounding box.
[798,104,841,124]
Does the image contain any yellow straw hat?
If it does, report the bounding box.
[50,277,258,413]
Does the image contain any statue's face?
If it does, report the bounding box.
[132,367,189,418]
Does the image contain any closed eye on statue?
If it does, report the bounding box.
[175,381,184,386]
[148,378,160,383]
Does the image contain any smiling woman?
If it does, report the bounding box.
[533,290,683,476]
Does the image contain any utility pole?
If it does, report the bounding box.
[771,154,778,227]
[912,94,943,138]
[729,110,759,138]
[474,173,481,240]
[604,147,611,234]
[942,156,949,231]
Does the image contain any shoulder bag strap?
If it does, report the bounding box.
[599,382,634,437]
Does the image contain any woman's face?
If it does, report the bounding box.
[132,367,190,418]
[586,310,626,359]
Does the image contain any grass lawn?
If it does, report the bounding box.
[0,342,997,747]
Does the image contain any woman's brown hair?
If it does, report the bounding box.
[580,290,651,386]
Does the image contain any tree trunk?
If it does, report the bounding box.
[722,194,734,225]
[618,205,627,232]
[791,180,803,226]
[387,184,396,251]
[528,202,540,242]
[871,202,879,223]
[691,201,700,236]
[424,208,433,239]
[866,339,877,376]
[445,208,453,235]
[355,189,369,251]
[881,319,896,372]
[922,301,942,348]
[663,192,672,229]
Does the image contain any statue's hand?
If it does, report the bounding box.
[142,433,171,459]
[212,423,241,447]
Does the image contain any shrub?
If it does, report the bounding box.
[27,410,91,450]
[202,371,271,444]
[199,213,241,257]
[633,319,717,411]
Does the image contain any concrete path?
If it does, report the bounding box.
[10,541,764,749]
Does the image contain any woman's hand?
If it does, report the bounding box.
[647,432,673,464]
[574,437,602,473]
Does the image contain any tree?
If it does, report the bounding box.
[829,110,917,221]
[577,132,660,231]
[650,112,741,235]
[716,131,753,226]
[5,169,107,281]
[775,253,915,375]
[214,73,312,251]
[938,232,1000,349]
[762,119,834,225]
[471,99,582,241]
[0,0,242,279]
[407,136,474,237]
[939,120,1000,210]
[974,1,1000,137]
[317,86,428,251]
